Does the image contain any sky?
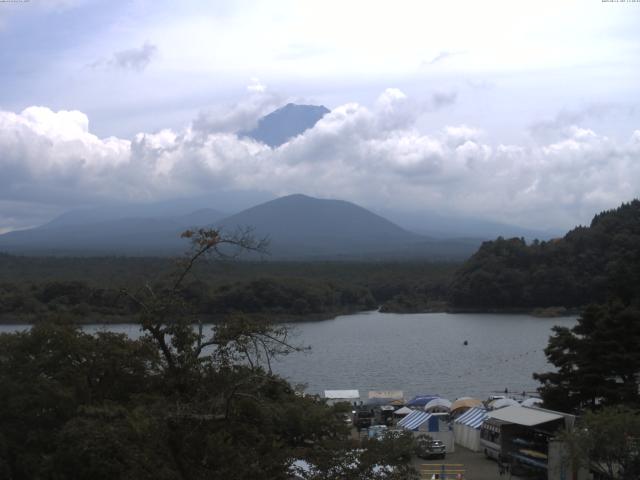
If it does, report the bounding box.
[1,0,639,233]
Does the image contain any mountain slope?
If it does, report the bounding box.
[216,194,477,259]
[449,199,640,309]
[241,103,329,147]
[382,209,557,241]
[0,209,225,255]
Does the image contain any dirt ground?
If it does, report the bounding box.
[413,446,529,480]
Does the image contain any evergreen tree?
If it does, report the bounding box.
[534,303,640,413]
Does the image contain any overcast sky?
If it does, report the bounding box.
[1,0,639,233]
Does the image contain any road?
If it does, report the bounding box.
[413,446,530,480]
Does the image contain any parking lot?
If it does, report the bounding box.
[413,446,528,480]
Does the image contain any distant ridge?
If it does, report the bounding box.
[242,103,329,147]
[0,193,480,259]
[0,209,225,256]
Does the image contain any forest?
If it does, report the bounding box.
[2,201,640,323]
[449,200,640,311]
[0,254,456,323]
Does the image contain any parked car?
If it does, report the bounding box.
[414,434,446,459]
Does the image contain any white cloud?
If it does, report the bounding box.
[247,77,266,93]
[192,89,284,134]
[0,89,638,232]
[91,42,158,72]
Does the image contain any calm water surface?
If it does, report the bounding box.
[272,311,576,400]
[0,311,576,401]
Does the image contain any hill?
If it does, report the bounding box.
[0,209,225,255]
[382,209,557,241]
[241,103,329,147]
[216,194,478,259]
[449,200,640,310]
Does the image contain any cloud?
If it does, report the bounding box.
[192,89,283,134]
[0,90,639,232]
[247,77,266,93]
[113,42,157,71]
[421,50,466,67]
[91,42,158,72]
[429,91,457,109]
[530,103,639,141]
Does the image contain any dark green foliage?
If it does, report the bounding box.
[534,303,640,413]
[450,200,640,309]
[302,431,418,480]
[0,321,350,479]
[208,277,376,315]
[0,322,161,479]
[0,256,458,321]
[0,230,416,479]
[560,407,640,480]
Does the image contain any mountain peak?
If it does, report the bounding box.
[242,103,329,147]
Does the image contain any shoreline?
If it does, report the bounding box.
[0,305,581,326]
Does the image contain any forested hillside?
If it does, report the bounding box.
[449,200,640,310]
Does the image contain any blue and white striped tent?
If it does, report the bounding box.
[397,410,438,432]
[453,407,487,451]
[454,407,487,429]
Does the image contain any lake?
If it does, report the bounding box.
[0,311,576,401]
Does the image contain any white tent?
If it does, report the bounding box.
[453,407,487,452]
[486,405,563,426]
[368,390,403,401]
[398,410,433,431]
[393,406,414,417]
[488,398,520,410]
[323,390,360,406]
[424,397,452,413]
[399,410,455,452]
[451,397,483,416]
[521,397,543,407]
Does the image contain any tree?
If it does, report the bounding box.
[534,303,640,413]
[559,407,640,480]
[0,227,416,480]
[297,431,418,480]
[0,321,160,479]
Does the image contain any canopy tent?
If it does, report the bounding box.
[323,390,360,405]
[324,390,359,399]
[488,398,520,410]
[423,397,452,413]
[487,405,563,427]
[393,406,413,416]
[397,410,434,431]
[453,407,488,452]
[455,407,488,429]
[450,397,483,415]
[406,395,439,408]
[521,397,543,407]
[399,410,455,452]
[368,390,403,401]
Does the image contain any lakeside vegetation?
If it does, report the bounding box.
[0,255,457,323]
